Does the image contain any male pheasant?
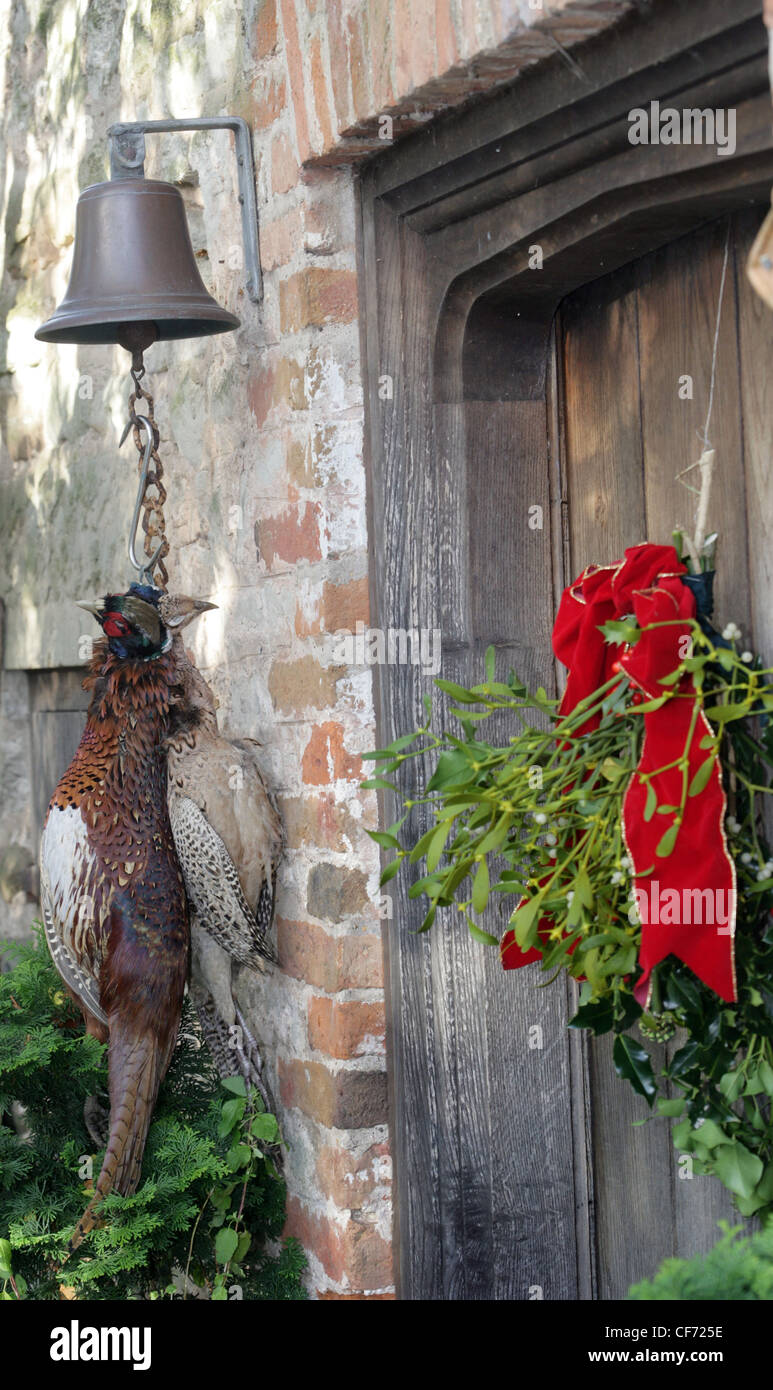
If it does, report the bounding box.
[39,586,207,1245]
[157,592,283,1111]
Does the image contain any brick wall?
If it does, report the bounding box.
[0,0,633,1299]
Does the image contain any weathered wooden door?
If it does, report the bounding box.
[358,0,773,1299]
[556,210,772,1297]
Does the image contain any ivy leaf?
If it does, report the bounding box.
[251,1113,280,1143]
[220,1076,247,1097]
[712,1142,764,1199]
[656,1098,685,1117]
[691,1119,726,1150]
[218,1098,246,1137]
[215,1227,239,1265]
[719,1070,744,1103]
[613,1034,656,1106]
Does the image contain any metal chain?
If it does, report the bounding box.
[127,351,170,591]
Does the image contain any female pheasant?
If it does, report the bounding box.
[39,586,207,1246]
[157,592,283,1110]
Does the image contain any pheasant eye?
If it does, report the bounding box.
[103,612,132,637]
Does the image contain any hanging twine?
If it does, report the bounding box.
[675,221,730,572]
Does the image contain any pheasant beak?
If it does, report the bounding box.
[76,600,102,619]
[194,600,218,614]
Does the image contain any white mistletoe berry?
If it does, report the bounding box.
[722,622,742,641]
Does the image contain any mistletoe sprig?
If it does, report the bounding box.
[365,620,773,998]
[363,616,773,1219]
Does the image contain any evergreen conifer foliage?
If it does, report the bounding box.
[0,929,307,1301]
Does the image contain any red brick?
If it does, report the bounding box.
[326,0,351,131]
[268,656,343,714]
[278,1058,388,1127]
[251,72,287,130]
[271,128,299,195]
[283,1198,393,1291]
[309,32,334,149]
[278,918,384,991]
[279,0,312,161]
[323,576,369,631]
[367,0,395,111]
[342,1222,394,1291]
[284,1195,344,1281]
[435,0,459,71]
[259,205,304,271]
[279,267,358,332]
[277,792,366,853]
[347,12,371,124]
[247,356,306,427]
[257,502,322,568]
[309,997,386,1059]
[318,1291,396,1299]
[302,721,362,785]
[254,0,278,58]
[316,1141,391,1207]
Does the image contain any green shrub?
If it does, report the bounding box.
[0,930,306,1301]
[628,1223,773,1300]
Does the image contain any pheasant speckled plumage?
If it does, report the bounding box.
[158,593,283,1109]
[39,588,205,1246]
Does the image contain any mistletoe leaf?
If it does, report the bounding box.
[472,859,490,914]
[656,823,680,858]
[511,896,542,951]
[688,756,715,798]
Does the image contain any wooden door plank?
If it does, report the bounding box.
[636,215,747,1256]
[560,269,679,1298]
[736,207,773,675]
[637,217,751,628]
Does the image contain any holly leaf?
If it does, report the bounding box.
[568,997,614,1035]
[613,1034,656,1105]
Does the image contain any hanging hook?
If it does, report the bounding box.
[122,414,164,586]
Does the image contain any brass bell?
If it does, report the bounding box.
[36,178,240,348]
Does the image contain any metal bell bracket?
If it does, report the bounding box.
[108,117,262,303]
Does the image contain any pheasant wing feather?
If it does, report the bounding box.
[39,812,109,1028]
[169,793,277,966]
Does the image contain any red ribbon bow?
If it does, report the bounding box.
[501,543,736,1006]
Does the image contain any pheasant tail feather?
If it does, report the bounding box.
[71,1030,163,1249]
